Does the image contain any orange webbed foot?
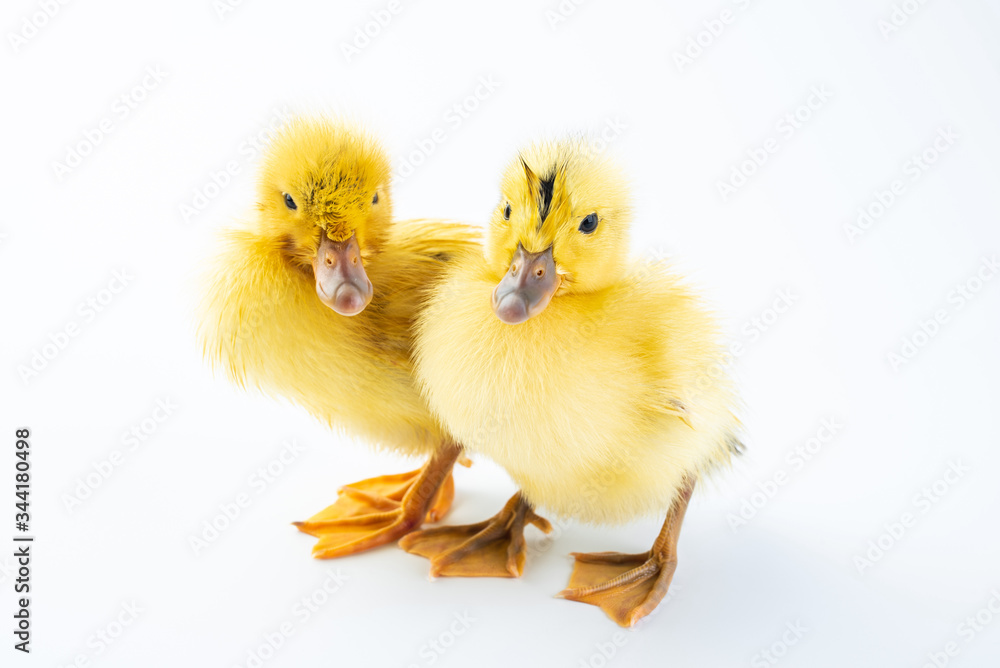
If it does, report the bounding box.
[556,478,695,627]
[556,551,675,627]
[399,493,551,577]
[293,445,460,559]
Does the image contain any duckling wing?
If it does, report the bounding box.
[363,219,482,349]
[387,218,482,263]
[626,263,746,461]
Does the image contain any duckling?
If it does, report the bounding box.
[405,139,743,625]
[198,116,479,559]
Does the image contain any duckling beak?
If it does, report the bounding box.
[312,232,373,316]
[492,245,560,325]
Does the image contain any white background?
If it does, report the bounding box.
[3,0,1000,666]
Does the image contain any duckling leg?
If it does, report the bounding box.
[293,442,462,558]
[556,479,694,627]
[399,493,552,578]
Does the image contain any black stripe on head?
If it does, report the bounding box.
[537,167,556,228]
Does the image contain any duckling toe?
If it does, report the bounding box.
[400,492,549,578]
[557,552,676,627]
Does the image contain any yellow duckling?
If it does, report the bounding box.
[198,116,479,558]
[404,138,743,626]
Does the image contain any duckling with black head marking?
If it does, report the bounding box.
[407,137,743,625]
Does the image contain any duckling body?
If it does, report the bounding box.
[417,256,737,524]
[202,218,475,456]
[199,117,479,557]
[408,138,742,624]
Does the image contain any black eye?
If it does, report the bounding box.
[284,193,297,210]
[579,213,599,233]
[372,192,379,204]
[503,203,511,220]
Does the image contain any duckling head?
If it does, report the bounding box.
[257,116,392,316]
[487,138,632,324]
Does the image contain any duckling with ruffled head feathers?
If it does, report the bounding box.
[199,116,480,559]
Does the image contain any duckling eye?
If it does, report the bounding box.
[372,192,379,205]
[579,213,599,234]
[283,193,297,210]
[503,203,511,220]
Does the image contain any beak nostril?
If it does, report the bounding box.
[535,267,545,278]
[325,256,335,268]
[511,263,519,275]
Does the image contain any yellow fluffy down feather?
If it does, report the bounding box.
[198,117,480,457]
[414,138,743,524]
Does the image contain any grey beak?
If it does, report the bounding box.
[491,244,560,324]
